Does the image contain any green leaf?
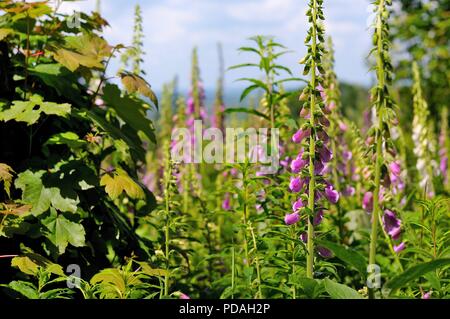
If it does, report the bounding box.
[224,107,269,121]
[100,168,145,200]
[0,95,71,125]
[5,281,39,299]
[44,132,87,150]
[102,84,156,143]
[385,258,450,293]
[323,278,364,299]
[11,253,64,277]
[84,110,146,162]
[41,209,86,254]
[52,35,111,72]
[120,72,158,108]
[0,28,13,41]
[317,240,367,277]
[29,64,81,103]
[0,163,14,197]
[15,170,79,216]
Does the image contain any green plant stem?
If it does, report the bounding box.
[249,223,263,299]
[369,0,385,299]
[306,0,318,279]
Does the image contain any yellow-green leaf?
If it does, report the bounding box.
[100,168,145,200]
[0,163,14,197]
[120,72,158,108]
[0,28,13,41]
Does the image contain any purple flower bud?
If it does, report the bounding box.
[300,107,310,119]
[363,192,373,213]
[394,242,406,253]
[292,128,311,144]
[300,232,308,243]
[319,146,332,163]
[313,209,324,225]
[180,293,190,299]
[289,177,304,192]
[292,198,305,212]
[284,212,300,225]
[222,194,231,211]
[383,209,402,240]
[317,246,333,258]
[325,185,339,204]
[389,161,401,177]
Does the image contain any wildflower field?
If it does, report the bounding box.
[0,0,449,301]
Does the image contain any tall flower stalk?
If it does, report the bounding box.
[439,107,449,189]
[291,0,338,279]
[367,0,398,298]
[412,62,435,197]
[120,4,145,75]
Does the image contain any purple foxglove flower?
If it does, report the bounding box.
[389,161,401,177]
[343,185,355,197]
[338,121,348,132]
[317,130,330,143]
[440,156,448,179]
[363,192,373,213]
[317,84,326,100]
[318,116,330,128]
[289,177,304,192]
[186,116,195,127]
[394,242,406,253]
[300,108,310,119]
[322,164,332,175]
[422,292,431,299]
[284,212,300,225]
[292,198,305,212]
[292,128,311,144]
[317,246,333,258]
[222,194,231,211]
[313,209,324,226]
[187,97,195,114]
[343,150,352,161]
[280,156,290,169]
[319,146,332,163]
[314,160,324,175]
[328,101,336,111]
[325,185,339,203]
[291,156,308,173]
[383,209,402,240]
[180,293,190,299]
[300,232,308,243]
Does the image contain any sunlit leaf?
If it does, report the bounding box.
[100,168,145,200]
[0,163,14,197]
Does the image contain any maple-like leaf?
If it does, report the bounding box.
[0,163,14,197]
[100,168,145,200]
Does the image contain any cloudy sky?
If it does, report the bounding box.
[57,0,375,91]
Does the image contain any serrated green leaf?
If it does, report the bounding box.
[15,170,79,216]
[0,95,71,125]
[41,209,86,254]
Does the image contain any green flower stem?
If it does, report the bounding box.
[369,0,386,299]
[306,0,318,280]
[249,223,263,299]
